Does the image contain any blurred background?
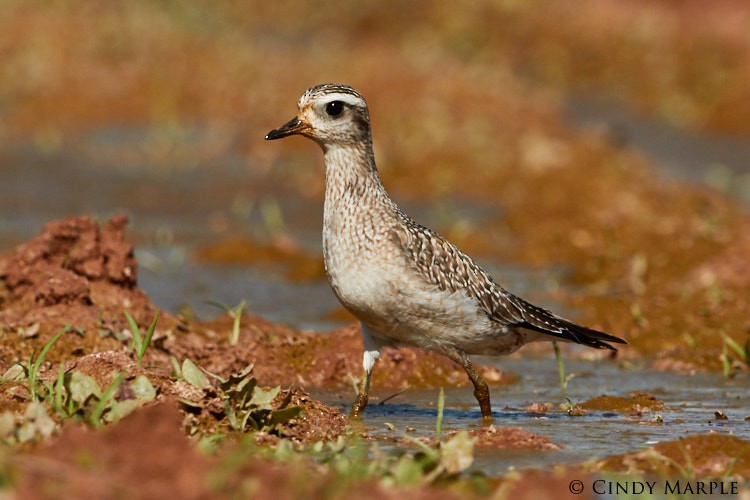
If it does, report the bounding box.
[1,0,749,335]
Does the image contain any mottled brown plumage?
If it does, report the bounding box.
[266,83,626,420]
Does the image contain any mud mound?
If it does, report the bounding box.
[0,215,165,350]
[462,426,561,450]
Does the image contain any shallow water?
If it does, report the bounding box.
[316,357,748,475]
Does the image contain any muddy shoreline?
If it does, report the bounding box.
[1,213,748,496]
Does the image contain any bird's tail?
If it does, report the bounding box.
[515,299,627,351]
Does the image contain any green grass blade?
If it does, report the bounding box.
[722,334,748,361]
[205,300,231,314]
[90,372,125,427]
[53,363,66,416]
[29,325,69,401]
[229,301,245,346]
[124,310,142,353]
[139,311,160,361]
[553,341,568,393]
[436,387,445,441]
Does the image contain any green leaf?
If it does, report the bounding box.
[131,376,156,404]
[440,430,475,474]
[52,363,66,416]
[274,439,295,460]
[140,311,160,359]
[103,375,156,421]
[228,379,256,408]
[722,334,749,362]
[29,325,68,400]
[2,364,26,381]
[90,372,124,427]
[19,401,56,442]
[106,400,140,422]
[124,310,142,351]
[276,388,294,410]
[182,359,211,390]
[249,386,280,409]
[225,398,240,430]
[178,398,204,410]
[68,372,102,405]
[219,364,254,392]
[266,405,302,429]
[240,409,260,431]
[18,322,40,339]
[170,356,182,378]
[392,455,425,486]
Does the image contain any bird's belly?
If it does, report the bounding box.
[326,259,392,324]
[382,285,526,356]
[328,260,525,356]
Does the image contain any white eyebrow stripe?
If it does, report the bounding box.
[322,93,364,107]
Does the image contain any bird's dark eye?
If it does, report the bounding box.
[325,101,344,117]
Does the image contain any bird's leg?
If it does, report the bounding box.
[350,368,372,418]
[445,348,493,422]
[350,325,382,419]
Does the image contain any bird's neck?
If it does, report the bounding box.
[322,143,390,210]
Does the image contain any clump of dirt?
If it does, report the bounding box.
[460,426,560,451]
[253,388,348,446]
[0,215,137,309]
[591,434,750,477]
[0,215,171,365]
[580,392,664,414]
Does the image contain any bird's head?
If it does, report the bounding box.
[265,83,372,149]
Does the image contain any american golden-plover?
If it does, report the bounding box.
[266,83,626,420]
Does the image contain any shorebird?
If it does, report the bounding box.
[265,83,626,420]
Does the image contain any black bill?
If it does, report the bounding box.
[265,117,304,140]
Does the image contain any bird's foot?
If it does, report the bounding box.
[349,392,368,420]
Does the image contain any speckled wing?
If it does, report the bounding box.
[392,216,627,350]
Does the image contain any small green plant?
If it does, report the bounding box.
[559,396,587,416]
[60,370,154,425]
[13,325,69,401]
[553,341,575,393]
[644,443,695,479]
[50,363,67,416]
[1,370,155,443]
[124,310,160,365]
[720,333,749,378]
[721,343,732,379]
[0,401,57,444]
[205,392,482,494]
[89,372,125,427]
[395,388,475,484]
[206,300,246,345]
[435,387,445,441]
[180,360,302,433]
